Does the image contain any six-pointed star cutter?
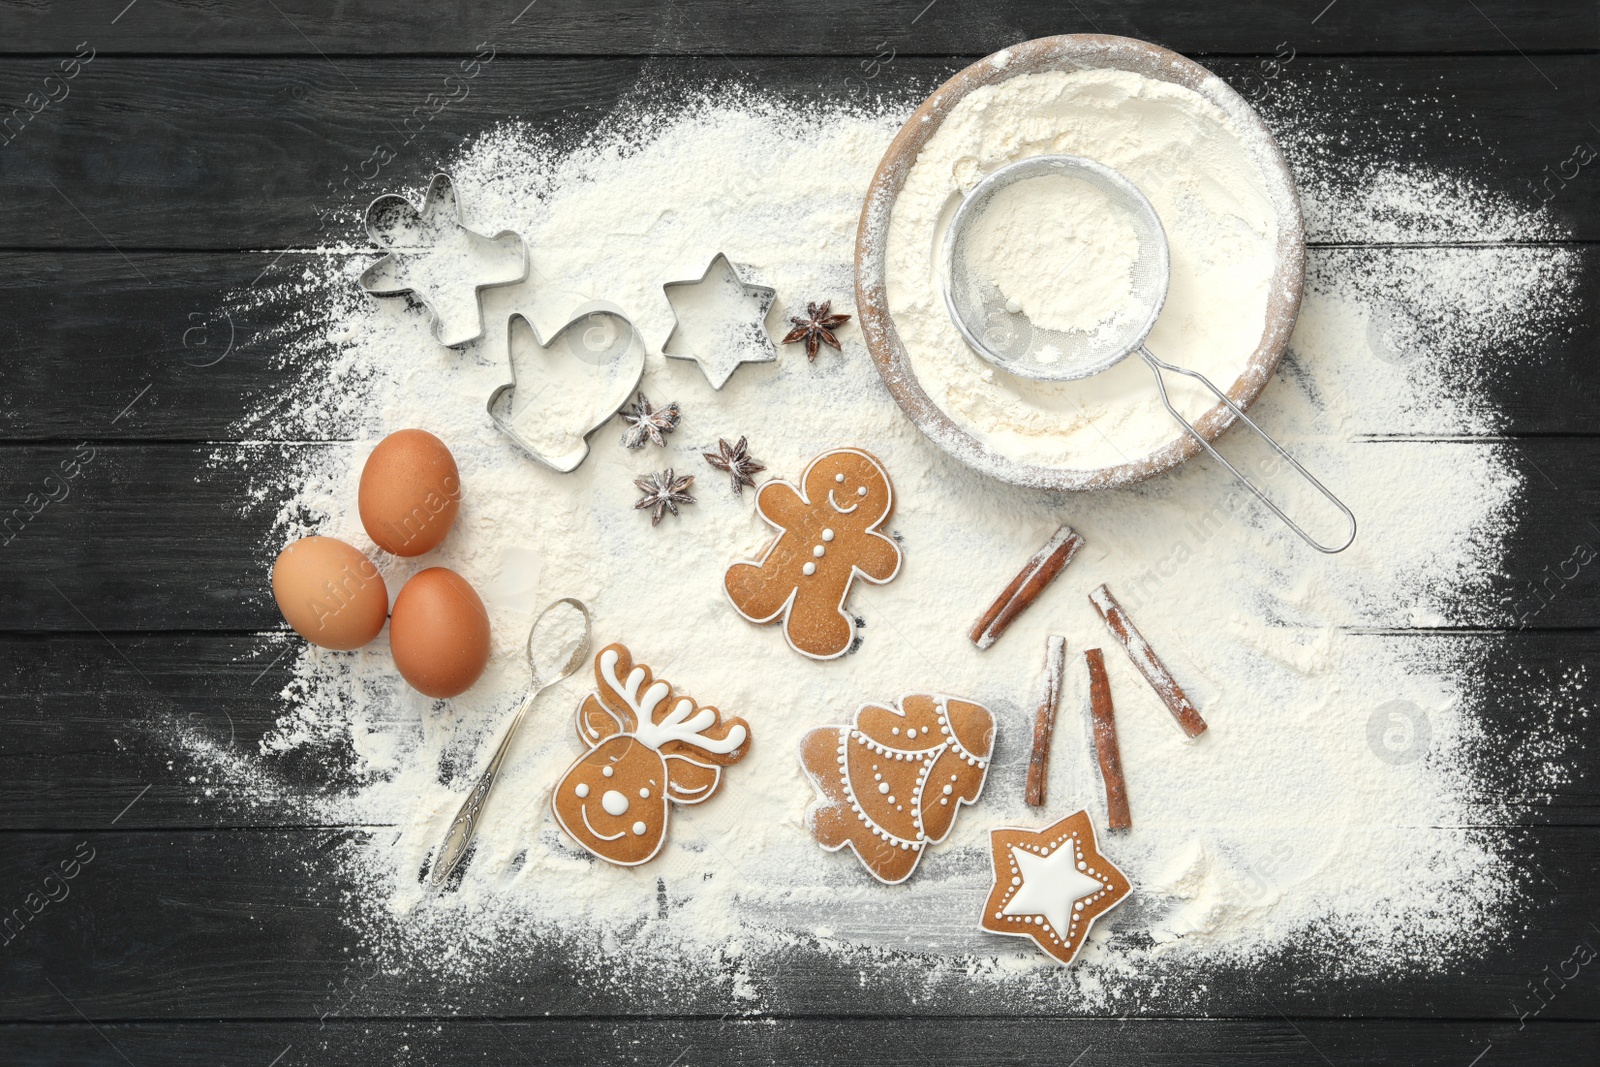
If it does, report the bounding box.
[662,253,779,389]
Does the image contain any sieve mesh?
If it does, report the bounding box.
[942,155,1171,381]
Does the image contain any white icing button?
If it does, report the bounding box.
[856,486,867,496]
[802,562,816,576]
[632,821,647,835]
[835,472,845,483]
[822,528,835,541]
[639,788,651,799]
[887,796,896,805]
[877,782,889,794]
[891,727,899,735]
[575,783,590,798]
[601,789,630,816]
[813,545,825,558]
[602,766,614,778]
[905,728,916,739]
[942,784,953,796]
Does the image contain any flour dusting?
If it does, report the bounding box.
[186,80,1582,1012]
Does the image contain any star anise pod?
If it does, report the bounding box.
[781,301,850,362]
[703,436,766,496]
[633,469,695,526]
[620,392,681,449]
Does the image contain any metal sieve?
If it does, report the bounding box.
[941,154,1356,553]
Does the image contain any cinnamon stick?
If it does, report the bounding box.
[1087,583,1208,738]
[969,525,1085,650]
[1085,648,1131,830]
[1024,635,1067,807]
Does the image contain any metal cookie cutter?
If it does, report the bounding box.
[661,253,778,389]
[358,173,528,348]
[487,306,646,472]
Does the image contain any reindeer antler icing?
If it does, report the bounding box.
[597,647,748,755]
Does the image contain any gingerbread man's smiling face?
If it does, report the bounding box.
[805,450,893,526]
[556,737,670,864]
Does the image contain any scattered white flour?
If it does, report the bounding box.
[958,171,1139,346]
[193,76,1582,1013]
[887,68,1280,471]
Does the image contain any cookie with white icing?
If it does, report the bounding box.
[723,447,901,660]
[553,643,750,866]
[798,693,994,884]
[979,809,1132,965]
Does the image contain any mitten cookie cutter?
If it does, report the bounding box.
[662,253,778,389]
[358,173,528,348]
[487,307,646,472]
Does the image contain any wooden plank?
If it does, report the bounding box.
[0,632,331,829]
[2,1,1594,57]
[3,244,1593,443]
[0,826,1595,1020]
[0,56,1594,249]
[6,439,1600,631]
[4,628,1594,830]
[0,1017,1594,1065]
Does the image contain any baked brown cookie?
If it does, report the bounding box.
[798,693,994,884]
[553,643,750,866]
[979,810,1132,965]
[724,447,901,660]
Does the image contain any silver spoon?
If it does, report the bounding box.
[429,597,592,888]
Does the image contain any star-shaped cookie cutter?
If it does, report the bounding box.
[979,809,1132,966]
[358,173,528,348]
[661,253,778,389]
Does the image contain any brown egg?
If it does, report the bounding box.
[271,536,389,650]
[358,429,461,557]
[389,567,490,698]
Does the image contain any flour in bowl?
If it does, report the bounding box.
[886,67,1280,472]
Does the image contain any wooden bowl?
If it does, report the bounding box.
[854,34,1305,492]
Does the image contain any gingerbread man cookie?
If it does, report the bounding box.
[724,447,901,660]
[553,643,751,867]
[798,693,994,884]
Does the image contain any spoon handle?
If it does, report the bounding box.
[429,688,539,888]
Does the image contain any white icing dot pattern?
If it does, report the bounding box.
[830,699,991,858]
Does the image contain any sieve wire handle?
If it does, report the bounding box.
[1137,347,1357,554]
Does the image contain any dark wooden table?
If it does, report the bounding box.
[2,2,1598,1063]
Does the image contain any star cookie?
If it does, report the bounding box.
[980,810,1131,965]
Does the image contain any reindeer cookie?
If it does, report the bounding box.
[798,693,995,884]
[553,643,750,866]
[723,447,901,660]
